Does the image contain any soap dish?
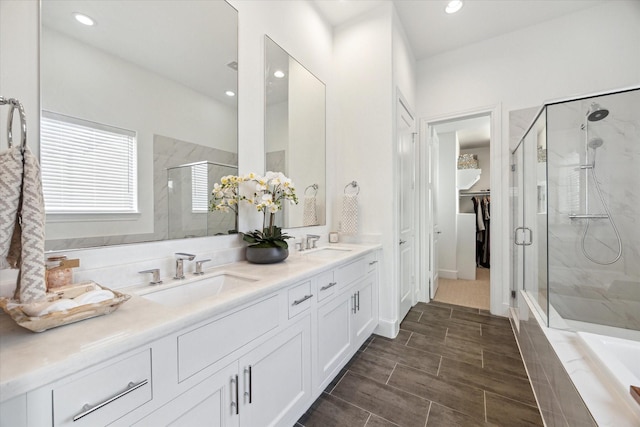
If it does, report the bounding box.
[0,281,130,333]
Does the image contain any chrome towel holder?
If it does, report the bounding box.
[0,96,27,151]
[344,181,360,195]
[305,183,319,197]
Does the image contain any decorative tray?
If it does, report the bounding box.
[0,281,130,332]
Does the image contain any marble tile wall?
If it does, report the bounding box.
[155,134,238,240]
[545,89,640,331]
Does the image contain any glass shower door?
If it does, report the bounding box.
[512,109,548,324]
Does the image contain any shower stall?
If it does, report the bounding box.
[511,87,640,337]
[510,87,640,424]
[167,161,238,239]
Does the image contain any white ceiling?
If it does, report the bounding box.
[314,0,602,60]
[313,0,603,148]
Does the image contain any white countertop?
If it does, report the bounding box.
[0,243,380,402]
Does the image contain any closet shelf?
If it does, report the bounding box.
[457,168,481,190]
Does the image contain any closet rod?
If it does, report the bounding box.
[460,191,490,197]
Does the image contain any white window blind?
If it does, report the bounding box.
[40,111,138,214]
[191,162,208,213]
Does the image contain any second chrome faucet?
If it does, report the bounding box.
[174,253,196,279]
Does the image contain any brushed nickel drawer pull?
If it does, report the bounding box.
[73,379,148,422]
[292,294,313,306]
[231,374,239,414]
[320,282,337,291]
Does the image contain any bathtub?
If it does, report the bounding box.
[517,291,640,426]
[578,332,640,419]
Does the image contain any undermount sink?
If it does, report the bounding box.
[138,272,259,306]
[302,247,352,259]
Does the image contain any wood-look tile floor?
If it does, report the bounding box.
[296,301,543,427]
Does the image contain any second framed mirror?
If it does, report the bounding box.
[264,36,326,229]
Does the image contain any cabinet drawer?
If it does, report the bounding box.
[288,280,313,318]
[316,270,337,302]
[52,349,152,427]
[335,257,366,289]
[365,252,378,273]
[177,296,279,382]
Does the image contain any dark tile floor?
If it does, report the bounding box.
[297,301,543,427]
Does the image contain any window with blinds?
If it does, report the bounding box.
[40,111,138,214]
[191,162,208,213]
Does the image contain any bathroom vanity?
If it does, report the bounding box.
[0,244,380,426]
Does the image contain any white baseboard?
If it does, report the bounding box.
[439,269,457,280]
[374,318,398,339]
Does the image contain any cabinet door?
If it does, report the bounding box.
[316,291,352,388]
[353,272,377,346]
[239,316,311,427]
[132,363,239,427]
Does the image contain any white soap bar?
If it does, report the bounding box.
[22,298,79,317]
[73,289,114,305]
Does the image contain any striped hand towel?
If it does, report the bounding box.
[1,146,46,303]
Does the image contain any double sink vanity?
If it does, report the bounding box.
[0,244,380,427]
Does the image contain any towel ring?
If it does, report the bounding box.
[344,181,360,195]
[1,97,27,150]
[305,184,318,197]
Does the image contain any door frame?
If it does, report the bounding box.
[417,104,504,315]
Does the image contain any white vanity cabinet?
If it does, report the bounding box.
[22,339,172,427]
[133,361,239,427]
[237,315,311,426]
[315,253,379,390]
[133,315,311,427]
[0,247,380,427]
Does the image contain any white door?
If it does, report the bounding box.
[429,127,440,299]
[397,97,416,321]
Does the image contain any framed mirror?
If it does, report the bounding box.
[40,0,238,251]
[264,36,326,229]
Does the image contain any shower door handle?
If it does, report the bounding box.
[514,227,533,246]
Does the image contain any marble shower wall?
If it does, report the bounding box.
[546,89,640,330]
[155,135,238,240]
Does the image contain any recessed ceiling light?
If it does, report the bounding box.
[73,12,95,26]
[445,0,463,14]
[225,90,235,97]
[273,70,285,79]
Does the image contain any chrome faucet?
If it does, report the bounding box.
[306,234,320,250]
[139,268,162,285]
[174,253,195,279]
[194,259,211,275]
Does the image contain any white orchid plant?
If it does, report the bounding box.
[209,172,298,248]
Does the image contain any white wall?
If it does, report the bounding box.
[333,2,416,336]
[0,0,334,290]
[416,0,640,314]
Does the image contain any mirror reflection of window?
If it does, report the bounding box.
[41,111,137,215]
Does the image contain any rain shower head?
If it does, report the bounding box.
[587,103,609,121]
[588,137,604,149]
